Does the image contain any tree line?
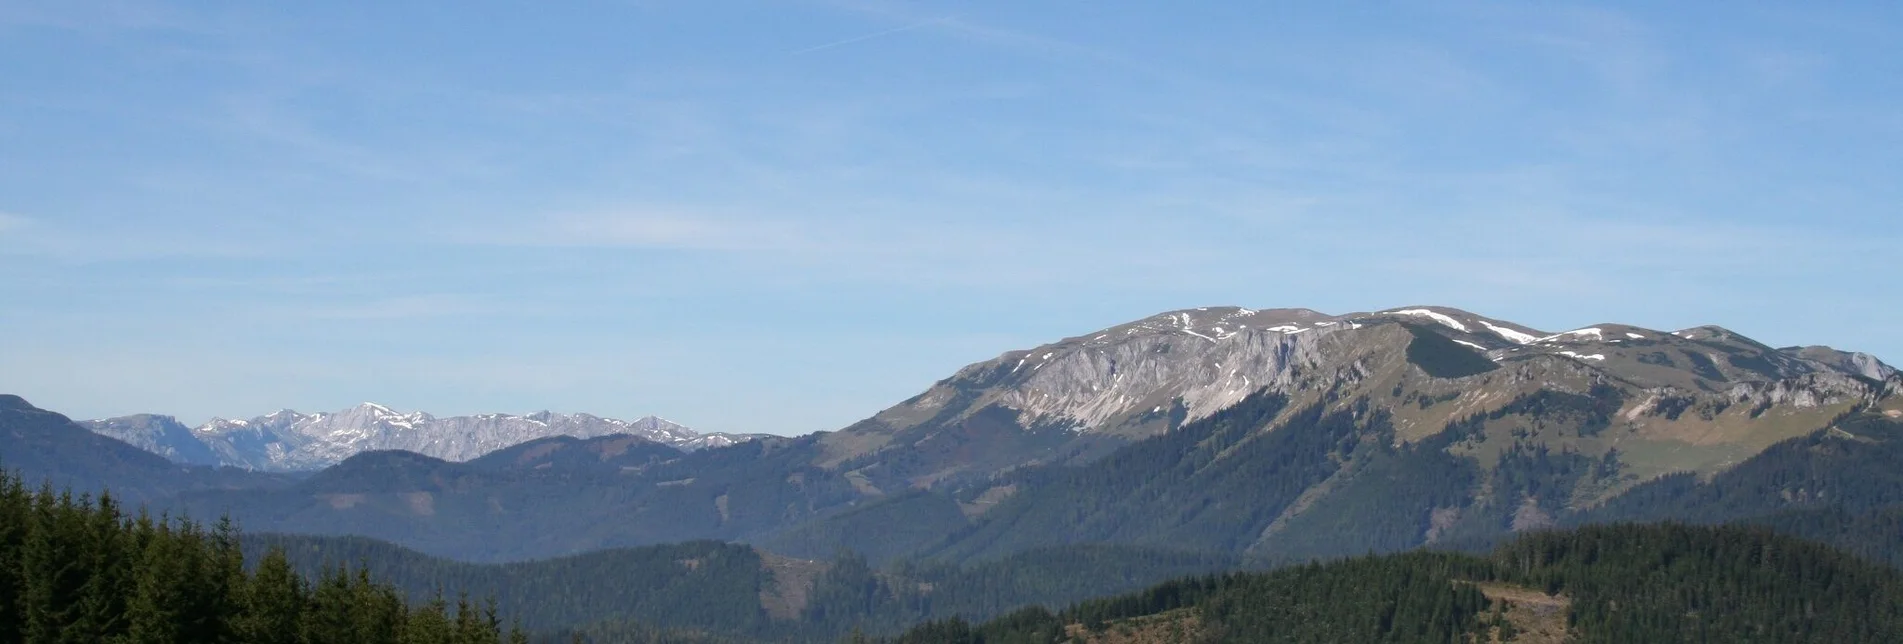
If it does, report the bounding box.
[0,467,523,643]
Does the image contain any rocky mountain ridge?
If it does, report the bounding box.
[824,305,1900,491]
[84,403,760,471]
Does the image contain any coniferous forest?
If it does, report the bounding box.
[0,468,521,644]
[892,523,1903,643]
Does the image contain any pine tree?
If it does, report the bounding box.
[78,490,132,640]
[0,472,30,643]
[304,565,358,644]
[237,548,306,644]
[23,486,91,644]
[125,518,186,644]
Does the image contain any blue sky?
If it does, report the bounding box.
[2,1,1899,434]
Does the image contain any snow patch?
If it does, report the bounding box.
[1388,308,1469,332]
[1479,321,1539,345]
[1558,351,1606,361]
[1538,328,1604,343]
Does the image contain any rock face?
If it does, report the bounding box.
[81,413,224,466]
[84,404,760,472]
[823,305,1900,492]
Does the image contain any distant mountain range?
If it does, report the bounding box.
[7,304,1902,566]
[81,403,762,471]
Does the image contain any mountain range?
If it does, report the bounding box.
[81,403,760,471]
[7,304,1902,567]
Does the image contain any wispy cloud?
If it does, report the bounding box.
[294,295,493,321]
[0,213,29,235]
[457,210,815,252]
[0,214,272,262]
[0,0,232,35]
[789,18,944,55]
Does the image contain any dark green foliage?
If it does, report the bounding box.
[896,545,1234,624]
[889,607,1064,644]
[902,523,1903,644]
[256,532,1231,642]
[248,534,772,634]
[1198,554,1490,643]
[1744,504,1903,568]
[1486,384,1624,438]
[0,467,518,644]
[1637,351,1676,367]
[761,491,970,565]
[1251,419,1477,562]
[1402,324,1498,379]
[901,552,1492,643]
[1492,523,1903,643]
[1651,395,1695,421]
[553,621,745,643]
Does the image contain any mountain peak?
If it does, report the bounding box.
[0,395,35,412]
[356,402,401,416]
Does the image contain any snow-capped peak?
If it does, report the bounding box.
[108,405,759,471]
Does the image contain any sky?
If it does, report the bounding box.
[2,1,1900,434]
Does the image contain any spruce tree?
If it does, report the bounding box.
[0,472,29,643]
[237,548,307,644]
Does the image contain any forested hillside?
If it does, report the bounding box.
[0,395,294,504]
[253,532,1232,641]
[0,468,520,643]
[893,523,1903,643]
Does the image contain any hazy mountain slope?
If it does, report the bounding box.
[86,403,761,471]
[249,532,1232,642]
[177,435,864,562]
[465,433,686,473]
[0,395,291,503]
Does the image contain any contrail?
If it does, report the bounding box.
[789,19,942,56]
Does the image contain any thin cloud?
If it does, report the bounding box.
[460,211,814,252]
[0,213,29,234]
[790,19,944,55]
[298,295,492,321]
